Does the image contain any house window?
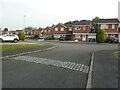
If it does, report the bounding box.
[44,30,47,33]
[83,26,86,30]
[75,26,81,30]
[101,24,108,29]
[61,27,64,31]
[112,24,115,29]
[48,30,51,32]
[55,28,58,31]
[75,34,80,38]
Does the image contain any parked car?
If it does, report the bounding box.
[38,37,45,41]
[105,37,118,44]
[59,37,65,41]
[59,37,70,41]
[114,38,119,44]
[89,38,95,42]
[0,34,19,43]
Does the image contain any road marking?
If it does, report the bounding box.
[64,62,71,68]
[73,64,79,70]
[80,64,84,71]
[70,63,76,69]
[86,52,94,89]
[76,64,81,71]
[11,56,89,73]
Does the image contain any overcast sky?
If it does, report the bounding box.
[0,0,120,30]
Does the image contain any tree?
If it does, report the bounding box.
[34,34,39,39]
[4,28,8,31]
[25,26,33,30]
[96,29,106,43]
[18,32,25,41]
[91,16,100,33]
[64,21,74,27]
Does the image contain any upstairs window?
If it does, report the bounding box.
[61,27,64,31]
[44,30,47,33]
[55,28,58,31]
[75,26,81,30]
[112,24,115,29]
[48,30,51,32]
[101,24,108,29]
[83,26,86,30]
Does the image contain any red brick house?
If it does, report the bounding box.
[72,20,91,42]
[42,26,54,38]
[53,23,72,40]
[97,18,119,39]
[0,30,19,35]
[25,29,41,38]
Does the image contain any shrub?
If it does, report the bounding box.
[96,29,106,43]
[34,34,39,39]
[18,32,25,41]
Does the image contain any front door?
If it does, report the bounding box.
[82,35,86,42]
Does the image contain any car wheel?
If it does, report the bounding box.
[14,39,18,43]
[0,39,3,42]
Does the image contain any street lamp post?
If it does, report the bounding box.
[23,15,26,31]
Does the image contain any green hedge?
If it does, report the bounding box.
[18,32,25,41]
[96,29,106,43]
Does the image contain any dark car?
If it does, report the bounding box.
[59,37,65,41]
[114,38,119,44]
[59,37,70,41]
[105,37,118,44]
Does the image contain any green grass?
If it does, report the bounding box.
[0,44,43,51]
[114,51,120,58]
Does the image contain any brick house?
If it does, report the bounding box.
[25,29,41,38]
[97,18,119,39]
[53,23,72,40]
[15,30,23,35]
[0,30,19,35]
[42,26,54,38]
[72,20,91,42]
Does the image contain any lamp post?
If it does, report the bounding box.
[23,15,26,31]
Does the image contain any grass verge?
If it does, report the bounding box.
[0,44,43,51]
[114,51,120,58]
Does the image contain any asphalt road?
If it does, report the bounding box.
[2,40,118,88]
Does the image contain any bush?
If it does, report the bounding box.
[44,35,54,40]
[96,29,106,43]
[44,37,52,40]
[34,34,39,39]
[18,32,25,41]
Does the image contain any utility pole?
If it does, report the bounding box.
[23,15,26,31]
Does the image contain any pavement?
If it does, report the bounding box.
[1,40,119,88]
[91,50,118,88]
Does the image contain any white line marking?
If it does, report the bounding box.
[86,52,94,89]
[80,64,84,71]
[76,64,81,71]
[11,56,89,73]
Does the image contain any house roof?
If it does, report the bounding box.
[97,18,119,23]
[53,23,68,28]
[45,26,53,30]
[73,20,91,25]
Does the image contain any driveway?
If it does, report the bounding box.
[2,40,118,88]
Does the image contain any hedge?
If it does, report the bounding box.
[96,29,106,43]
[18,32,25,41]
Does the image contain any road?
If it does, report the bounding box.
[2,40,118,88]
